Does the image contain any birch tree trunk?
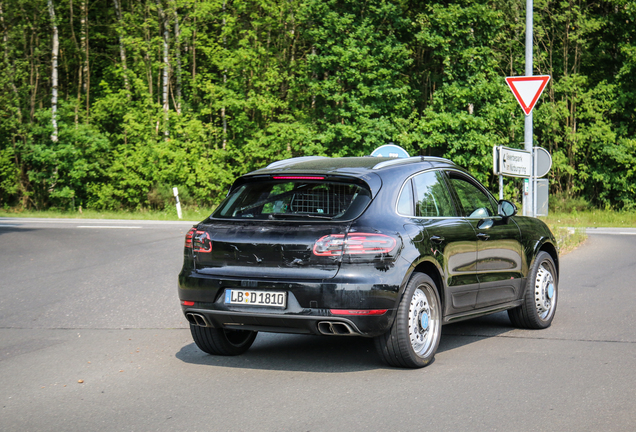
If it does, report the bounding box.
[311,46,316,110]
[221,0,227,149]
[47,0,59,142]
[143,3,153,97]
[1,1,20,123]
[172,3,182,114]
[28,26,40,122]
[80,0,90,121]
[157,0,170,139]
[191,4,196,80]
[0,2,6,61]
[69,0,82,125]
[113,0,131,98]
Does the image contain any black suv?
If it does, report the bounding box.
[178,156,558,368]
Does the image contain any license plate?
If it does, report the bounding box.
[224,289,287,308]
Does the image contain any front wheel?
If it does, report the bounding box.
[508,251,558,329]
[190,324,257,356]
[375,273,442,368]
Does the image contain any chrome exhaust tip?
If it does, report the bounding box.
[186,313,209,327]
[318,321,355,336]
[331,322,354,335]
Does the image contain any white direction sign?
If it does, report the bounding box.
[497,146,532,177]
[505,75,551,115]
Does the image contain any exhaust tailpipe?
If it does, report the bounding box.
[318,321,355,336]
[186,313,209,327]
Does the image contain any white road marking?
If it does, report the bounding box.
[586,230,636,235]
[77,225,143,229]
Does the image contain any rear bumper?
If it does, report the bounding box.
[178,268,402,337]
[183,307,382,336]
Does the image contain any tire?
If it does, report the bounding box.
[374,272,442,368]
[190,324,257,356]
[508,251,558,329]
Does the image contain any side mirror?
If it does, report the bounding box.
[498,200,517,218]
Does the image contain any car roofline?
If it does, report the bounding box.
[265,156,330,169]
[371,156,453,170]
[258,156,456,175]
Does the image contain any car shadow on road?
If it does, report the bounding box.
[175,312,517,372]
[438,311,517,352]
[0,226,37,236]
[176,333,383,372]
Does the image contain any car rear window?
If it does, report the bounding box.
[212,178,372,221]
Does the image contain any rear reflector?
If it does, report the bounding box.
[181,300,195,306]
[272,176,325,180]
[330,309,387,316]
[313,233,397,256]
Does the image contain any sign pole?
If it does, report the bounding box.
[494,146,504,200]
[533,149,538,216]
[524,0,534,217]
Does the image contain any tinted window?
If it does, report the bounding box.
[213,179,371,221]
[411,171,455,217]
[447,174,497,218]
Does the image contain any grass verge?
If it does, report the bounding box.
[548,226,587,255]
[541,210,636,255]
[0,207,215,221]
[541,210,636,228]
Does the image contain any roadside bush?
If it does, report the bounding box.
[550,192,590,213]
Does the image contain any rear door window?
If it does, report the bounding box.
[213,179,372,221]
[411,171,456,217]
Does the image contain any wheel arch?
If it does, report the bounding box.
[409,258,446,313]
[537,240,559,281]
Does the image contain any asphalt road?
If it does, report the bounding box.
[1,218,635,431]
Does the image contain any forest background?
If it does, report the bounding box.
[1,0,635,212]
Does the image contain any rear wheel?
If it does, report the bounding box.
[190,324,257,356]
[508,251,558,329]
[375,272,442,368]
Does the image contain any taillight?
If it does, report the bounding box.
[185,227,195,248]
[185,228,212,253]
[313,233,397,256]
[194,231,212,253]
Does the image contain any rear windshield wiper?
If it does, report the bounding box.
[267,213,332,220]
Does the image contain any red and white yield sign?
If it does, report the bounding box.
[505,75,551,116]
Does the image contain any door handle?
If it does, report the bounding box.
[477,233,490,241]
[430,235,445,244]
